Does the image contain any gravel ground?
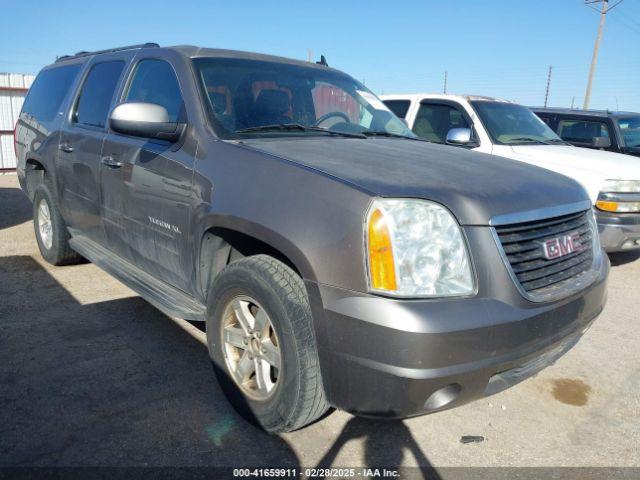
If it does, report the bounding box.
[1,173,638,473]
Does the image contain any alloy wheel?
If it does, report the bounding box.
[37,199,53,250]
[221,295,281,400]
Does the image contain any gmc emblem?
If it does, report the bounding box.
[542,233,583,260]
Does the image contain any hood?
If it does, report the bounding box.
[496,144,640,201]
[625,146,640,157]
[241,137,589,225]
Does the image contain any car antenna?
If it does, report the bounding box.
[316,55,328,67]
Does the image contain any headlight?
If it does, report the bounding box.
[596,179,640,213]
[595,200,640,213]
[587,208,602,255]
[601,180,640,193]
[366,198,474,297]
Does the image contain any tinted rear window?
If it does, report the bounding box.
[383,100,411,118]
[74,61,125,128]
[21,64,81,122]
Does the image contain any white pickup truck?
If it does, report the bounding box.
[381,94,640,252]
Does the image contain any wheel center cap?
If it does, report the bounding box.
[250,337,261,354]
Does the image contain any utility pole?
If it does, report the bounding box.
[443,71,448,94]
[307,50,312,62]
[583,0,624,109]
[571,96,576,109]
[544,65,553,107]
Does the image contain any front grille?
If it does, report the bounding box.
[495,210,594,296]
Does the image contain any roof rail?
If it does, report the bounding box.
[55,43,159,63]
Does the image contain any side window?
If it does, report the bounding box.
[412,103,470,143]
[382,100,411,119]
[536,114,554,127]
[22,64,81,122]
[557,119,610,144]
[125,59,184,122]
[74,61,125,127]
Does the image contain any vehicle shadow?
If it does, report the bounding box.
[0,187,32,230]
[0,255,300,468]
[315,417,441,479]
[0,256,443,474]
[608,250,640,266]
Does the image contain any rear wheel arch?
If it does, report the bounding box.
[24,158,47,200]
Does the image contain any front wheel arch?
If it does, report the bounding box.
[196,223,313,299]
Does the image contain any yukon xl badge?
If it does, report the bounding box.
[148,216,182,234]
[542,233,582,260]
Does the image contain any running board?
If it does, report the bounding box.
[69,235,206,321]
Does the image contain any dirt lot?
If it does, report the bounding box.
[1,173,639,473]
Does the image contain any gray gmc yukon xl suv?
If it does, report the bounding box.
[15,43,609,432]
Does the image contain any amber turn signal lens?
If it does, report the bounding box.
[368,208,397,291]
[596,200,619,212]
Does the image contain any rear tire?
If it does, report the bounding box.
[206,254,329,433]
[32,179,82,266]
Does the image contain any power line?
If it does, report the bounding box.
[608,15,640,35]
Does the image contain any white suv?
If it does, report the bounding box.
[381,94,640,252]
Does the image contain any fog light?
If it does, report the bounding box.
[424,383,461,411]
[622,239,640,249]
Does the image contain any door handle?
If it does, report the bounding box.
[101,155,123,168]
[59,143,74,153]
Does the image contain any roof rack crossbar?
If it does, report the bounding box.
[55,43,159,63]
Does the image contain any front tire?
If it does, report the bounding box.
[32,179,82,266]
[206,255,329,433]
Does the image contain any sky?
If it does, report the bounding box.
[1,0,639,111]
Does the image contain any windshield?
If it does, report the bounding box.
[193,57,414,140]
[617,116,640,148]
[470,101,563,145]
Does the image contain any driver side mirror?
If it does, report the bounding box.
[592,136,612,149]
[446,128,475,147]
[110,102,185,142]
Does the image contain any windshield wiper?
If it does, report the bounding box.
[546,138,572,146]
[508,137,550,145]
[236,123,365,138]
[362,131,425,141]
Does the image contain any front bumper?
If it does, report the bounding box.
[596,210,640,252]
[307,238,609,419]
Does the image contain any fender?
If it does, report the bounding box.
[194,208,317,299]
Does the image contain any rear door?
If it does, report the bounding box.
[15,62,82,193]
[100,56,195,292]
[58,53,131,243]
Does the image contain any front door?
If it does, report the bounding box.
[411,101,476,147]
[100,57,195,292]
